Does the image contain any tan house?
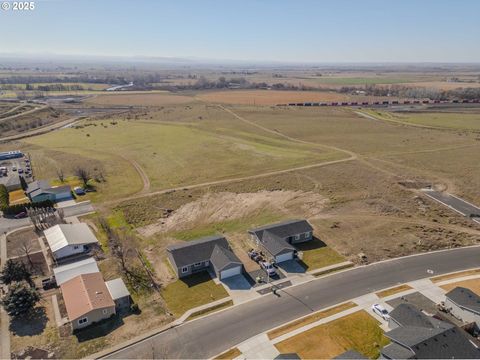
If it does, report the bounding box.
[61,273,116,330]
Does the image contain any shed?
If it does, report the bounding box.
[44,223,99,260]
[105,278,131,310]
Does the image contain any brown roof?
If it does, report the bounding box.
[60,272,115,321]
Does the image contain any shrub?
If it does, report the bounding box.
[0,184,8,209]
[2,199,54,216]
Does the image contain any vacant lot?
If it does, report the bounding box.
[20,114,340,202]
[366,109,480,130]
[275,310,389,359]
[86,92,196,106]
[196,89,349,105]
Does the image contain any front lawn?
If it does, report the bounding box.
[162,272,229,317]
[296,238,345,271]
[275,310,389,359]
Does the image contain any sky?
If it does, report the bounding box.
[0,0,479,63]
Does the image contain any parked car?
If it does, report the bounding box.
[12,166,17,171]
[74,186,86,195]
[247,249,263,263]
[14,212,27,219]
[372,303,390,320]
[18,169,23,174]
[42,277,57,290]
[260,261,277,277]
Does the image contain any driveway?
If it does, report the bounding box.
[277,260,306,275]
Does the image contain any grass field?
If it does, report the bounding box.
[275,310,389,359]
[365,109,480,130]
[20,113,341,202]
[196,89,349,105]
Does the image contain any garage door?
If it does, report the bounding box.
[275,252,294,263]
[220,266,242,279]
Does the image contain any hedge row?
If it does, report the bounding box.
[0,184,8,209]
[1,200,54,216]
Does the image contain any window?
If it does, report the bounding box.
[73,245,79,250]
[103,309,109,315]
[194,262,202,267]
[294,234,300,241]
[305,231,312,238]
[181,266,188,274]
[78,317,88,325]
[205,260,209,266]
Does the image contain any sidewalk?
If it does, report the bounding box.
[173,297,233,324]
[0,233,10,360]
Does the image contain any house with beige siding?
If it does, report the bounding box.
[61,273,116,330]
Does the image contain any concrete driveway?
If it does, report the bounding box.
[277,260,306,275]
[221,274,259,304]
[222,274,254,291]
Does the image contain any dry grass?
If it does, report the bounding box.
[376,284,413,298]
[8,189,29,204]
[186,300,234,321]
[86,92,196,106]
[275,310,389,359]
[196,89,349,105]
[431,269,480,283]
[441,279,480,294]
[213,347,242,360]
[268,302,357,340]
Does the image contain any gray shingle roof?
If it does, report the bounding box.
[166,235,229,268]
[249,219,313,240]
[210,245,242,272]
[333,350,368,359]
[389,303,444,328]
[260,232,296,256]
[381,342,414,359]
[27,180,70,198]
[446,287,480,314]
[384,304,480,359]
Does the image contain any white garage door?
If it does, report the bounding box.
[275,252,294,263]
[220,266,242,279]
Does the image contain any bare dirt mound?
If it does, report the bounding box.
[137,190,327,237]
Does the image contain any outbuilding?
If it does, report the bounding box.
[26,180,71,203]
[105,278,131,310]
[53,257,100,285]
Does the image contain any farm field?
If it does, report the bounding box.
[85,92,196,106]
[195,89,350,105]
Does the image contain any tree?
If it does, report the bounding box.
[2,281,39,317]
[20,242,35,270]
[19,176,28,191]
[56,168,64,183]
[0,259,32,285]
[74,167,91,187]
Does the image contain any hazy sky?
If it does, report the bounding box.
[1,0,479,63]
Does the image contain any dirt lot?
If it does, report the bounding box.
[6,227,41,258]
[85,92,196,106]
[196,89,349,105]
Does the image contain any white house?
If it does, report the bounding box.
[44,223,99,260]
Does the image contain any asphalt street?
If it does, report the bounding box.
[105,246,480,359]
[423,190,480,223]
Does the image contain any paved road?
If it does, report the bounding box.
[105,246,480,359]
[423,190,480,223]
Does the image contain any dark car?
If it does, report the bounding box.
[14,212,27,219]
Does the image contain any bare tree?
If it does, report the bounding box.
[20,241,35,270]
[74,167,91,187]
[56,169,65,183]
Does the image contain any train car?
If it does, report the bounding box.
[382,101,389,105]
[413,100,420,104]
[392,101,399,105]
[320,103,327,106]
[362,102,369,106]
[403,100,410,104]
[331,102,338,106]
[422,100,430,104]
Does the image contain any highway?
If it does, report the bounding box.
[105,246,480,359]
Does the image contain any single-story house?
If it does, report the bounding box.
[44,223,99,260]
[248,219,313,263]
[445,287,480,326]
[53,257,100,286]
[61,272,116,330]
[167,235,244,280]
[105,278,131,310]
[26,180,71,203]
[381,303,480,359]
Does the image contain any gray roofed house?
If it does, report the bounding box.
[248,219,313,263]
[381,303,480,359]
[26,180,71,203]
[167,236,244,280]
[333,349,368,359]
[445,287,480,327]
